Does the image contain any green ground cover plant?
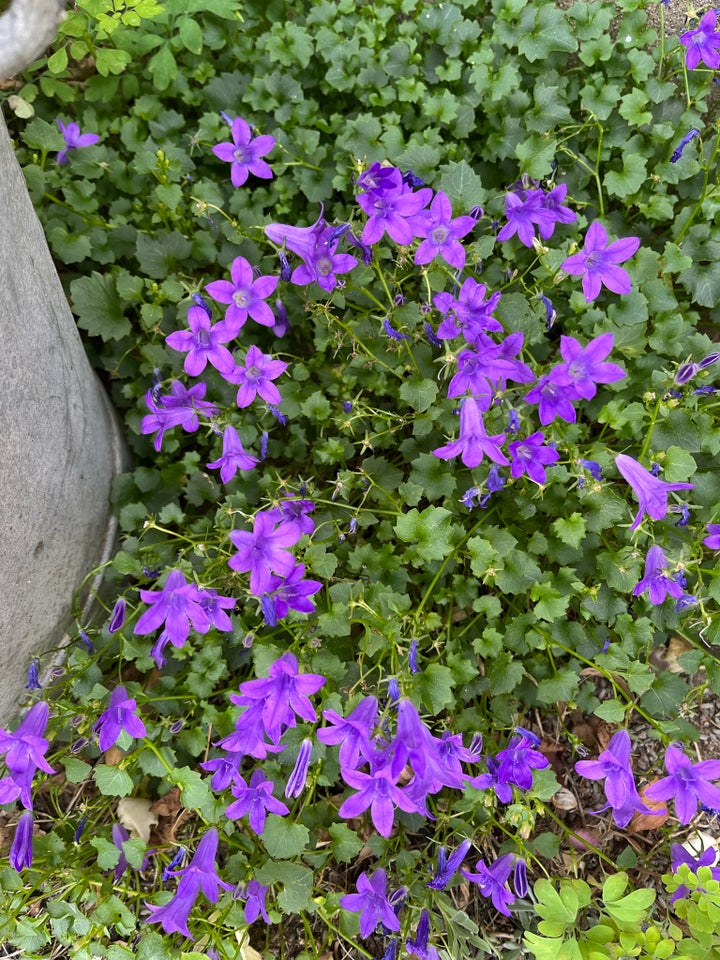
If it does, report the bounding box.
[1,0,720,956]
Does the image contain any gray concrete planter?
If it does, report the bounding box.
[0,107,127,724]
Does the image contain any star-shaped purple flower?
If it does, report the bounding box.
[224,345,287,407]
[413,190,476,271]
[206,256,278,336]
[644,743,720,824]
[165,305,235,376]
[561,222,640,302]
[134,569,211,666]
[575,729,657,828]
[56,118,99,164]
[550,333,626,400]
[206,425,258,484]
[508,432,559,484]
[632,545,685,606]
[212,116,274,187]
[93,685,147,752]
[228,511,302,596]
[462,853,518,916]
[225,769,290,834]
[703,523,720,550]
[339,868,401,938]
[433,397,509,469]
[680,10,720,70]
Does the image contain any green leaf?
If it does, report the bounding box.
[90,836,121,870]
[518,5,577,61]
[135,231,192,280]
[679,260,720,308]
[488,652,524,695]
[398,376,438,413]
[437,159,486,209]
[148,46,177,90]
[178,16,203,53]
[95,47,132,76]
[255,861,314,914]
[63,757,92,783]
[552,513,587,548]
[93,764,134,797]
[618,88,652,126]
[603,154,648,198]
[662,446,697,482]
[170,766,214,813]
[70,272,132,341]
[262,816,310,859]
[602,872,629,903]
[47,46,69,74]
[394,506,454,561]
[593,700,625,723]
[515,134,558,179]
[414,663,456,714]
[640,671,689,719]
[329,822,364,863]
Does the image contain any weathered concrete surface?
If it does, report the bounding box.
[0,108,126,723]
[0,0,65,81]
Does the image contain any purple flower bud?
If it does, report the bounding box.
[78,630,94,652]
[191,292,213,317]
[424,322,442,348]
[469,733,484,755]
[676,594,698,611]
[260,431,269,461]
[387,678,400,704]
[675,362,699,385]
[470,205,484,219]
[394,293,406,306]
[272,299,289,337]
[71,714,84,727]
[507,409,520,433]
[220,110,234,126]
[267,405,287,425]
[261,595,278,627]
[699,352,720,368]
[70,737,88,753]
[515,726,540,746]
[108,598,126,633]
[537,294,556,329]
[74,816,87,843]
[408,639,419,674]
[383,318,410,341]
[674,503,691,527]
[278,251,292,281]
[347,231,373,265]
[401,169,425,188]
[342,401,353,413]
[420,302,432,315]
[460,486,480,509]
[578,459,603,481]
[694,385,717,394]
[349,517,358,535]
[326,222,351,247]
[170,719,184,734]
[513,858,528,898]
[650,462,661,477]
[25,658,41,690]
[285,738,313,798]
[162,846,186,881]
[10,811,34,872]
[670,128,700,163]
[242,633,255,648]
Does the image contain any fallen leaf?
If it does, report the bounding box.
[150,787,182,818]
[628,784,669,833]
[567,827,601,851]
[117,797,159,844]
[236,930,263,960]
[103,746,125,767]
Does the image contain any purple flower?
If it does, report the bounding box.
[141,380,219,452]
[435,280,503,343]
[225,769,290,834]
[0,701,55,807]
[670,129,701,163]
[462,853,518,916]
[579,459,603,481]
[508,431,559,484]
[93,685,147,752]
[561,222,640,302]
[575,729,657,828]
[427,839,472,890]
[290,223,358,292]
[680,10,720,70]
[703,523,720,550]
[644,743,720,823]
[497,190,554,247]
[263,563,323,621]
[242,879,271,924]
[108,599,126,634]
[632,545,685,606]
[134,569,211,667]
[212,117,274,187]
[523,374,577,425]
[224,345,288,407]
[166,306,236,376]
[146,828,233,939]
[205,256,278,335]
[285,738,313,799]
[230,652,326,744]
[413,191,476,271]
[550,333,625,400]
[495,735,550,790]
[206,425,258,483]
[197,588,236,631]
[406,909,440,960]
[339,868,401,938]
[111,823,131,880]
[317,696,378,769]
[615,454,694,531]
[433,397,509,469]
[10,811,34,872]
[357,173,432,246]
[265,208,327,265]
[56,119,99,164]
[228,511,303,596]
[24,659,41,691]
[338,765,418,838]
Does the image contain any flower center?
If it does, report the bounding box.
[316,255,334,277]
[431,225,449,245]
[233,289,250,308]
